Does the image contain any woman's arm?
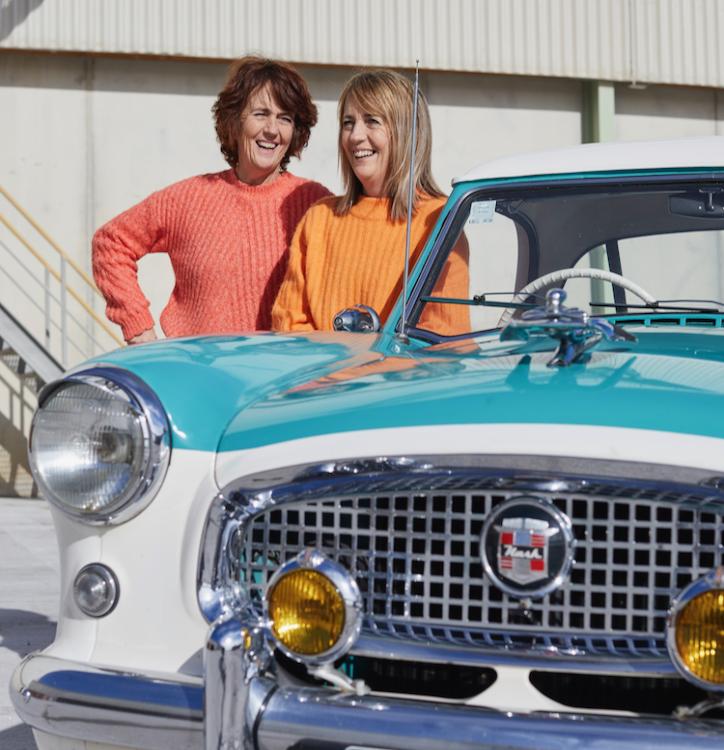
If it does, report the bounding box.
[271,210,316,331]
[92,190,169,342]
[418,232,471,335]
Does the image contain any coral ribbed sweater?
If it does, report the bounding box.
[92,170,330,341]
[272,195,469,333]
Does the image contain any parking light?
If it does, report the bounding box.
[73,563,119,617]
[667,569,724,690]
[265,549,362,664]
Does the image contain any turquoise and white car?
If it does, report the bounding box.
[11,137,724,750]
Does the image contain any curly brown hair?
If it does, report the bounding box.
[213,56,318,171]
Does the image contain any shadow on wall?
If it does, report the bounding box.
[0,0,46,44]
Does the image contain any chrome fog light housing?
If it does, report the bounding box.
[73,563,119,617]
[29,366,170,525]
[265,549,362,665]
[667,568,724,691]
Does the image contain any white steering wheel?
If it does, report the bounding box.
[498,268,657,327]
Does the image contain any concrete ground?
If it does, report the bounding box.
[0,498,58,750]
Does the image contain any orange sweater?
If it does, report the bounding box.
[272,195,469,333]
[92,170,330,341]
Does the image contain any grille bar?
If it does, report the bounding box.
[237,485,723,660]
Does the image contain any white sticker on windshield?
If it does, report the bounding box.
[469,200,496,224]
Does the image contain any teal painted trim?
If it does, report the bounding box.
[222,377,724,453]
[451,167,724,189]
[610,314,724,327]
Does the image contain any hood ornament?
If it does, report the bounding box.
[500,288,636,367]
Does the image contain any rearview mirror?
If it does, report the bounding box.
[332,305,381,333]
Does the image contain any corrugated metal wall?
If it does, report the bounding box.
[1,0,723,87]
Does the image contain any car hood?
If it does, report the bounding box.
[87,327,724,454]
[219,326,724,452]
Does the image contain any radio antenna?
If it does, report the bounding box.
[398,59,420,340]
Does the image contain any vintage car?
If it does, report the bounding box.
[11,136,724,750]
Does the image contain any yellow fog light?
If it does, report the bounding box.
[667,569,724,690]
[265,549,362,664]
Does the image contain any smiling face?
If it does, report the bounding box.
[235,84,295,186]
[340,99,391,197]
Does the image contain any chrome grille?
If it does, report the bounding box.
[238,486,723,657]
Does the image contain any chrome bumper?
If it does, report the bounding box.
[11,649,724,750]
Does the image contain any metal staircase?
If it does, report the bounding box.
[0,185,123,496]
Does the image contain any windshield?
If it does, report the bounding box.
[409,178,724,338]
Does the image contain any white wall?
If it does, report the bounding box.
[3,52,724,343]
[0,53,584,335]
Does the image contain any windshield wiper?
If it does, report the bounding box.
[593,300,724,314]
[421,294,537,310]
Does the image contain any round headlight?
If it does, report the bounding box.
[265,549,362,664]
[29,367,170,525]
[667,569,724,690]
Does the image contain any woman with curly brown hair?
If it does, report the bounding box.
[93,56,330,343]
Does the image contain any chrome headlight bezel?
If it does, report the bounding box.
[666,568,724,692]
[29,365,171,525]
[264,548,363,666]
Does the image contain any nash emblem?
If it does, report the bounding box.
[496,517,559,585]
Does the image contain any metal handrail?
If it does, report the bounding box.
[0,186,98,292]
[0,262,104,361]
[0,185,123,372]
[0,212,120,343]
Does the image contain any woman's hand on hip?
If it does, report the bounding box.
[127,328,158,345]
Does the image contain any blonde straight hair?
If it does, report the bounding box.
[335,70,443,222]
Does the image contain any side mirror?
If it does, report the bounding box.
[332,305,381,333]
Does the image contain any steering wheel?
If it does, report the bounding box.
[498,268,657,326]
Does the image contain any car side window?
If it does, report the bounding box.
[570,229,724,314]
[418,200,520,334]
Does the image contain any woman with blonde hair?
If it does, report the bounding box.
[272,69,467,332]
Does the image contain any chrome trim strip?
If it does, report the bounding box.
[353,632,677,675]
[10,653,202,750]
[256,685,724,750]
[30,364,171,526]
[220,455,724,502]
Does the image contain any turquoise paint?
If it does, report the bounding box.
[85,333,385,451]
[84,325,724,455]
[218,327,724,452]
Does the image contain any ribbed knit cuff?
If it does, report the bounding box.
[120,310,156,342]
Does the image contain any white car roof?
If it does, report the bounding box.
[453,136,724,184]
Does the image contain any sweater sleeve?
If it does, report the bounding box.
[271,208,316,332]
[92,189,170,341]
[418,233,471,335]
